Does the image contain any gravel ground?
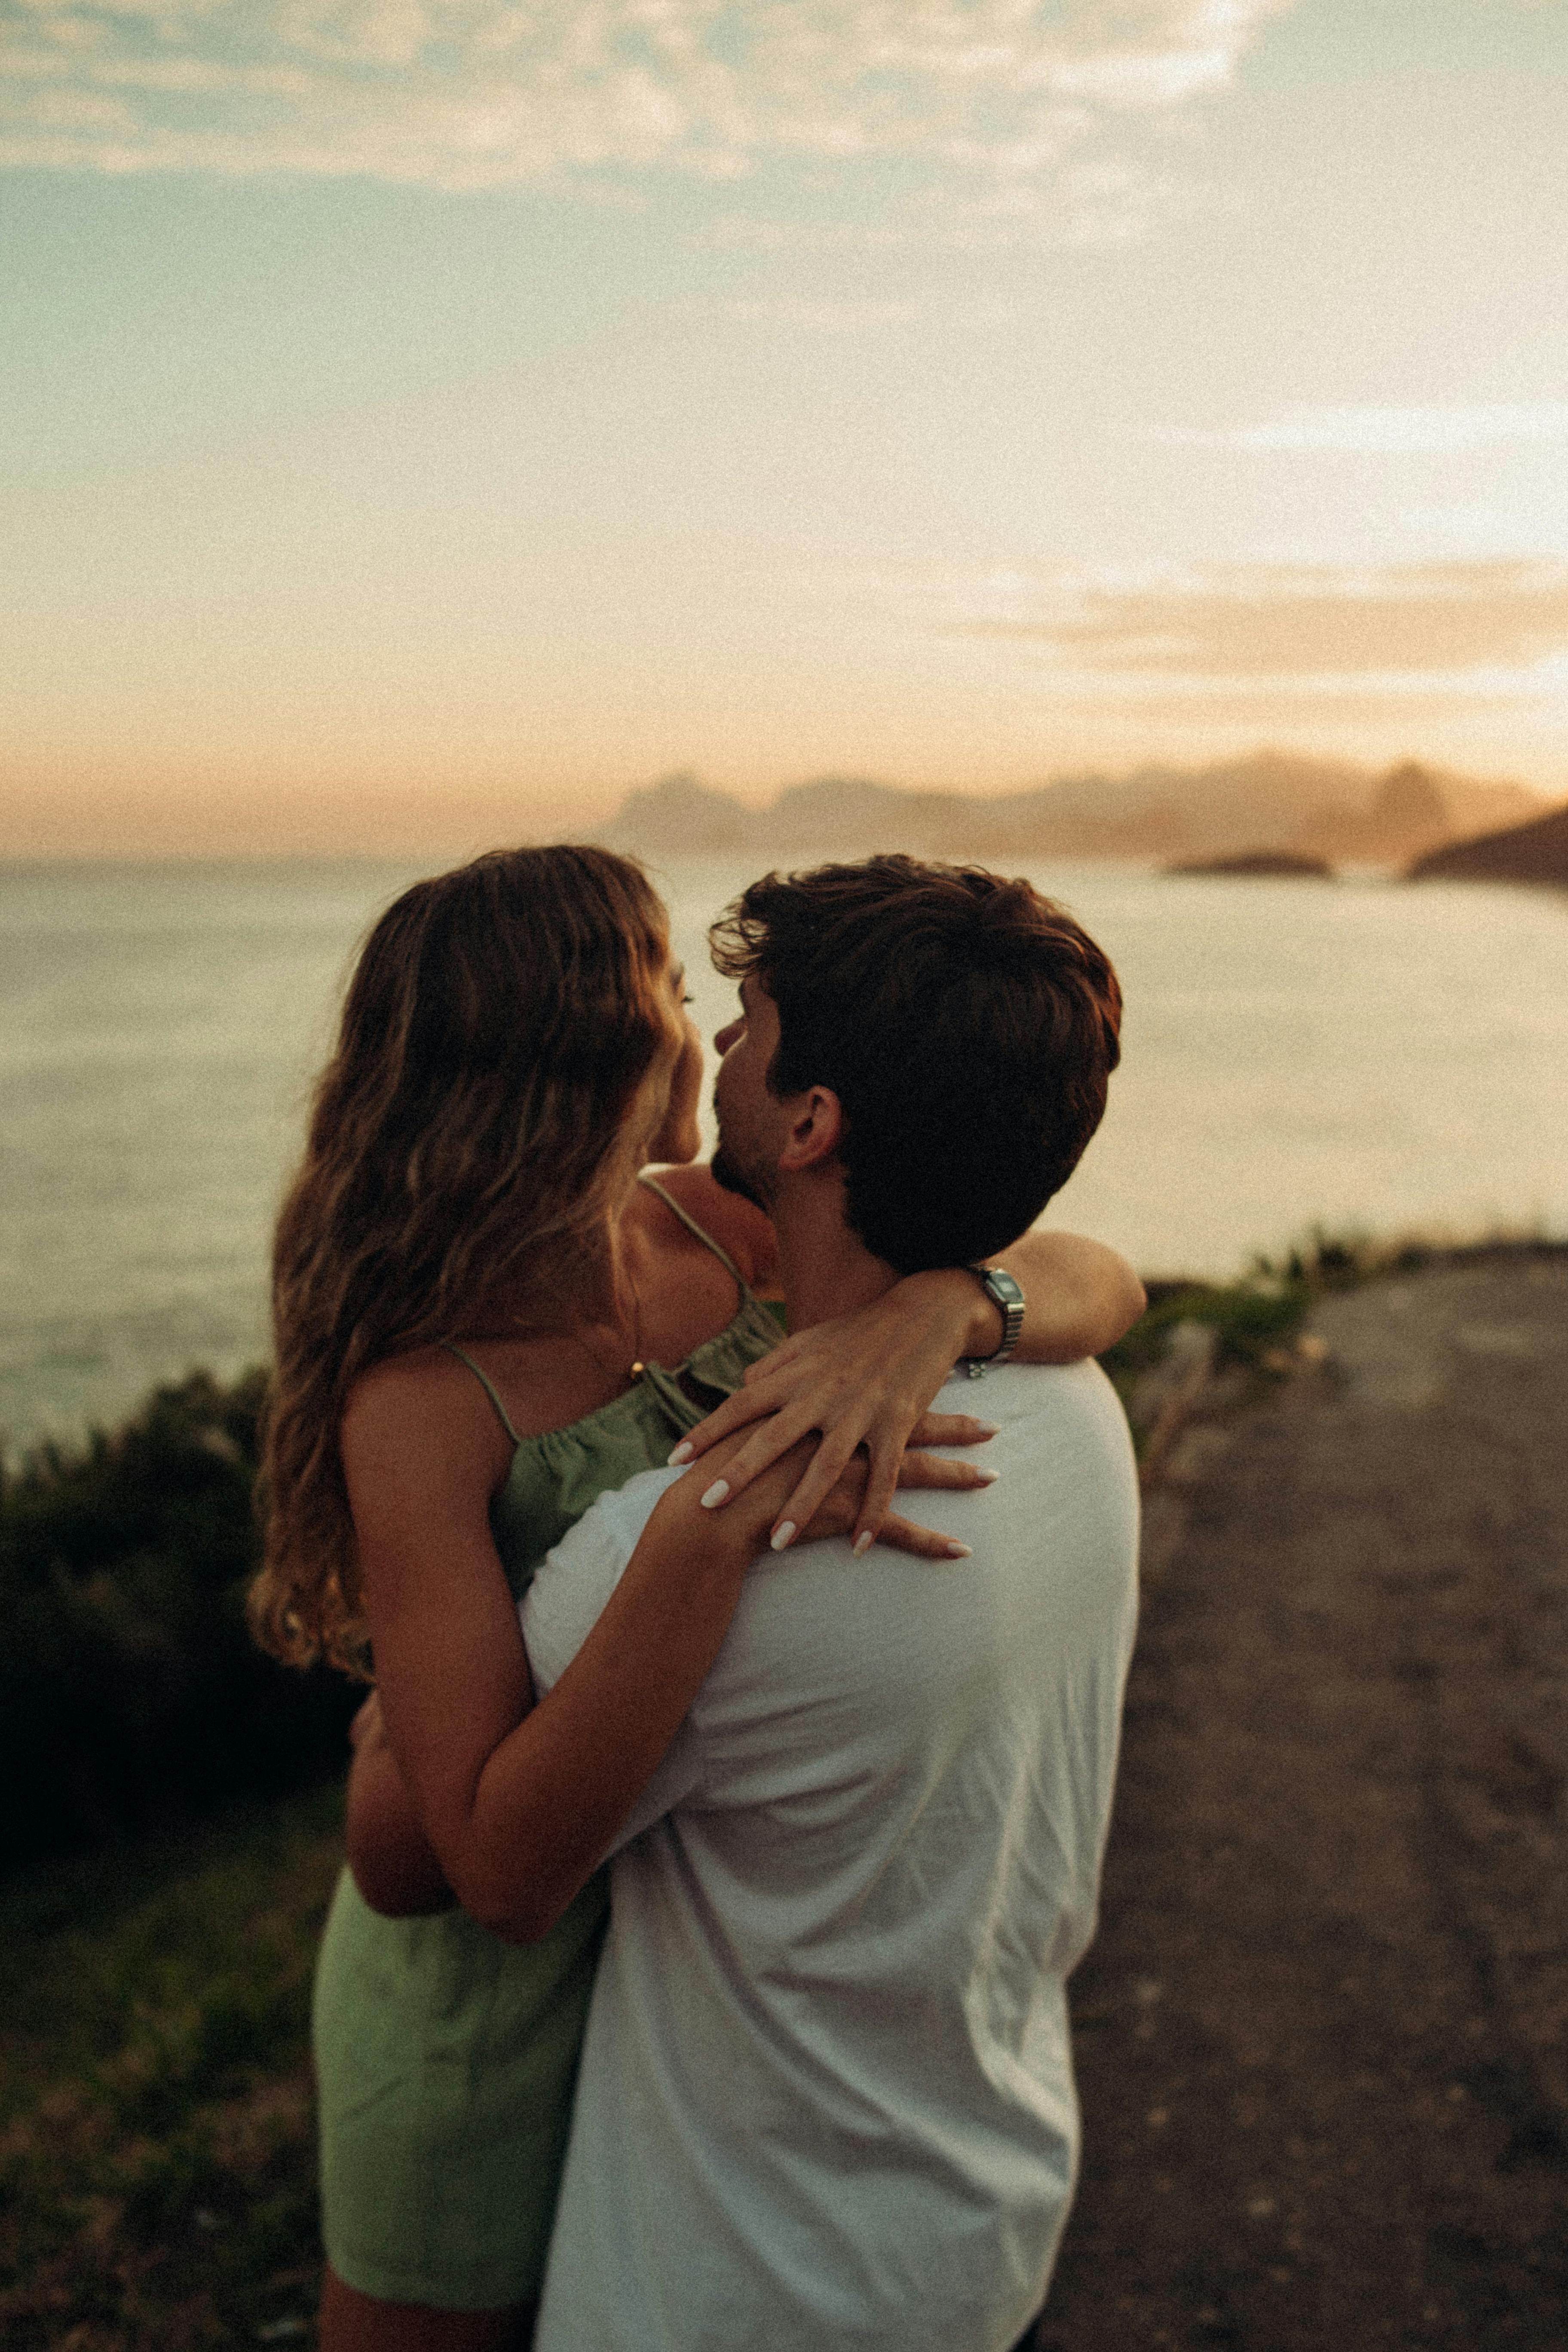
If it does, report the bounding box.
[1035,1251,1568,2352]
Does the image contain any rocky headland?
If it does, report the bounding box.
[1408,801,1568,890]
[604,754,1544,873]
[1164,849,1334,879]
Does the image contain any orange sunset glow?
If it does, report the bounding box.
[3,1,1566,856]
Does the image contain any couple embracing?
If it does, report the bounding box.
[252,848,1143,2351]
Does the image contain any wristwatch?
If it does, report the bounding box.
[963,1265,1026,1378]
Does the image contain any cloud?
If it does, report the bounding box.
[1152,404,1568,455]
[898,557,1568,700]
[719,294,922,329]
[0,0,1295,228]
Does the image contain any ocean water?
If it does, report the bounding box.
[3,854,1565,1449]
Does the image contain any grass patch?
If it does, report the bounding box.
[1096,1228,1421,1423]
[1096,1227,1567,1441]
[1097,1268,1312,1411]
[0,1785,343,2349]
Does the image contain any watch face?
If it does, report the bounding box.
[966,1264,1023,1366]
[974,1265,1024,1362]
[983,1270,1029,1326]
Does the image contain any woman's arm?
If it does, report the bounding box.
[667,1231,1146,1550]
[342,1355,984,1937]
[341,1444,760,1939]
[344,1693,454,1915]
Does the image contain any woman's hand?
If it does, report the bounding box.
[670,1236,1145,1552]
[345,1691,458,1917]
[672,1232,1142,1543]
[670,1274,994,1552]
[347,1690,384,1754]
[783,1433,991,1562]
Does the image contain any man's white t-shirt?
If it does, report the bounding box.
[523,1359,1139,2352]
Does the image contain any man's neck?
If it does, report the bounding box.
[770,1170,900,1332]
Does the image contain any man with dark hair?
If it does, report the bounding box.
[526,858,1139,2352]
[707,852,1123,1272]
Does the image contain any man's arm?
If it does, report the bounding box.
[664,1231,1146,1549]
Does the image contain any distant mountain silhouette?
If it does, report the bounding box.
[606,754,1544,868]
[1408,801,1568,888]
[1166,850,1334,879]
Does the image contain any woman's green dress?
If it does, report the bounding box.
[312,1179,781,2309]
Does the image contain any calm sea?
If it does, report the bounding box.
[3,854,1565,1448]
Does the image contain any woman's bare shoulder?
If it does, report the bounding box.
[344,1342,459,1417]
[341,1346,509,1482]
[641,1162,779,1289]
[340,1348,515,1589]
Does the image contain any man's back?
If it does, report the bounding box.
[525,1358,1139,2352]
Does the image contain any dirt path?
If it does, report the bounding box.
[1038,1250,1568,2352]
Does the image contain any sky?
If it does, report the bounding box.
[3,0,1567,856]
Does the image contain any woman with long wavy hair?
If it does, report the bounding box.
[251,844,1142,2352]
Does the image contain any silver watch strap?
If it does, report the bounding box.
[963,1264,1025,1377]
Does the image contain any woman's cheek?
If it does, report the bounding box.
[651,1031,704,1163]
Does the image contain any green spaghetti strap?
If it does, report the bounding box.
[441,1341,526,1449]
[445,1187,744,1449]
[637,1173,748,1290]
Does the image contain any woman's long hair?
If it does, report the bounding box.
[251,845,674,1675]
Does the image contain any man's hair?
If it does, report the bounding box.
[709,854,1122,1274]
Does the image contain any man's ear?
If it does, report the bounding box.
[777,1086,844,1174]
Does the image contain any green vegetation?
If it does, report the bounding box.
[2,1234,1554,2342]
[0,1370,358,1872]
[1094,1224,1475,1405]
[1095,1230,1561,1461]
[0,1785,341,2349]
[1096,1263,1313,1409]
[0,1239,1466,1873]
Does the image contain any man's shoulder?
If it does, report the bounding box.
[954,1355,1132,1455]
[941,1359,1139,1582]
[521,1465,683,1694]
[542,1464,681,1590]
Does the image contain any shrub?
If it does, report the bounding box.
[1096,1271,1311,1399]
[0,1372,358,1871]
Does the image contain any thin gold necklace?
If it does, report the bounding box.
[570,1271,646,1387]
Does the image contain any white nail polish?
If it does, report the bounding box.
[946,1540,973,1559]
[770,1521,796,1553]
[668,1440,694,1465]
[853,1530,874,1557]
[700,1479,729,1510]
[973,1466,1000,1485]
[974,1422,1000,1437]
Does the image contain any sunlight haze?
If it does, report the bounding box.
[3,0,1566,856]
